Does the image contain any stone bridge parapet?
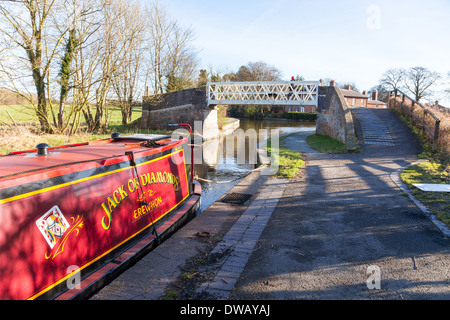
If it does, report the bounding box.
[316,85,358,151]
[141,87,220,140]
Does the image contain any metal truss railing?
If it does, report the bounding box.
[207,81,319,106]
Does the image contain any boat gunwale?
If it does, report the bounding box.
[0,127,199,300]
[0,136,187,185]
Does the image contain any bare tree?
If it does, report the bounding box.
[403,66,440,102]
[0,0,201,133]
[110,0,149,124]
[146,1,172,95]
[379,68,405,93]
[338,81,360,92]
[246,61,282,81]
[444,71,450,100]
[165,22,198,92]
[369,84,390,102]
[0,0,70,132]
[75,0,137,131]
[230,61,282,82]
[68,0,107,133]
[146,1,199,95]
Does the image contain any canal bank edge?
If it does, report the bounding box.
[90,154,272,300]
[219,117,240,138]
[91,123,307,300]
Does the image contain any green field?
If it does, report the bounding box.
[0,104,143,127]
[0,105,38,124]
[0,104,157,155]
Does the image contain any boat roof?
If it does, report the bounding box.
[0,134,175,180]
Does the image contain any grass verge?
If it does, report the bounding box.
[265,134,305,179]
[392,108,450,229]
[0,104,171,154]
[0,126,110,154]
[400,160,450,228]
[306,134,348,153]
[0,104,143,127]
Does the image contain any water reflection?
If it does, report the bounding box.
[194,118,316,211]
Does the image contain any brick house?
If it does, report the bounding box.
[340,85,368,108]
[367,90,387,109]
[330,81,387,109]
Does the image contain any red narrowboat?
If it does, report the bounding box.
[0,124,201,300]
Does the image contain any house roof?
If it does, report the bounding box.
[368,99,386,105]
[340,89,367,99]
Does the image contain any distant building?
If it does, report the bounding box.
[367,90,387,109]
[340,85,368,108]
[285,105,317,113]
[333,82,387,109]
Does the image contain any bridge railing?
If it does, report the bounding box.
[207,81,319,106]
[389,89,441,151]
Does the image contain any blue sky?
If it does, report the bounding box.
[157,0,450,104]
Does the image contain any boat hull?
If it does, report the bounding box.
[0,140,200,300]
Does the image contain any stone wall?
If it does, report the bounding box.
[141,87,220,140]
[142,87,207,112]
[316,86,358,151]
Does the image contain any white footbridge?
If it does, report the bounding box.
[207,81,319,107]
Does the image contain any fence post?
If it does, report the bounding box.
[401,94,406,115]
[422,110,427,135]
[433,120,440,151]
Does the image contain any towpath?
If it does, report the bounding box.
[229,108,450,299]
[92,107,450,300]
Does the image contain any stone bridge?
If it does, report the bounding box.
[140,87,220,140]
[140,81,357,150]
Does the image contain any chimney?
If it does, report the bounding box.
[330,80,335,87]
[435,101,439,108]
[344,85,351,90]
[363,90,367,96]
[372,90,378,101]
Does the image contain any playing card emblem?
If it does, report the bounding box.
[36,206,70,249]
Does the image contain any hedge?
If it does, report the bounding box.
[285,112,317,121]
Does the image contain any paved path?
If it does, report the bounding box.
[195,177,287,299]
[352,107,395,146]
[93,107,450,300]
[228,108,450,299]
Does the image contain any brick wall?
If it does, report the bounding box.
[346,98,367,108]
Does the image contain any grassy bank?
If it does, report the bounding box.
[265,134,305,179]
[400,160,450,228]
[0,104,142,127]
[0,104,167,154]
[305,134,348,153]
[0,126,110,154]
[390,97,450,157]
[389,100,450,229]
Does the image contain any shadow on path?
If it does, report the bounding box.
[230,108,450,300]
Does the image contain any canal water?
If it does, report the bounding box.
[194,118,316,211]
